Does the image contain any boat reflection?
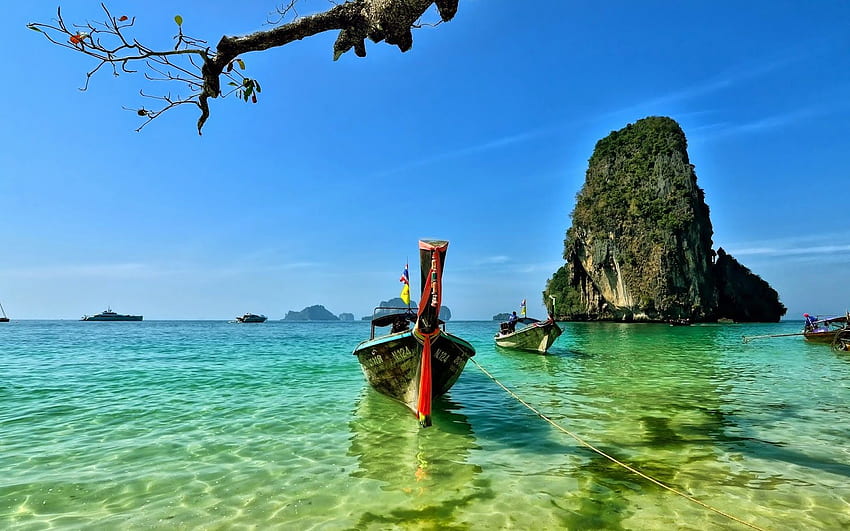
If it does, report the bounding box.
[347,387,481,495]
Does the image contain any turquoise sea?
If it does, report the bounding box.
[2,320,849,530]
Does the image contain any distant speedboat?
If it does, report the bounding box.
[236,313,267,323]
[81,308,143,321]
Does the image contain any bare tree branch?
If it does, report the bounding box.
[28,0,461,134]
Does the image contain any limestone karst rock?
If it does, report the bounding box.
[545,116,786,322]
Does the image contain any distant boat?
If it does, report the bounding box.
[494,297,562,353]
[669,318,691,326]
[235,313,267,323]
[352,240,476,427]
[0,300,8,322]
[81,308,143,321]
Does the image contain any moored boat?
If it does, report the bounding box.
[352,240,475,427]
[235,313,268,323]
[495,317,562,353]
[803,313,849,344]
[81,308,143,321]
[494,297,562,353]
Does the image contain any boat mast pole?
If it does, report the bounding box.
[0,300,6,319]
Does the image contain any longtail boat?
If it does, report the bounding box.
[494,317,562,353]
[0,300,8,323]
[494,296,562,353]
[352,240,475,427]
[803,313,849,344]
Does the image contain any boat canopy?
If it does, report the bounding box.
[371,310,417,328]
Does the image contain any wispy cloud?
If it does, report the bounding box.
[369,127,552,178]
[474,255,510,265]
[723,232,850,263]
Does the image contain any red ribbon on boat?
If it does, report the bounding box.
[416,330,435,427]
[414,240,446,428]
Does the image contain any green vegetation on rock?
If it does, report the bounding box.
[544,116,786,322]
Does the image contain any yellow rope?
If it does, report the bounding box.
[469,358,767,531]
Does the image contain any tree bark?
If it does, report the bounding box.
[198,0,459,132]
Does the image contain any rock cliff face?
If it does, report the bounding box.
[545,116,786,322]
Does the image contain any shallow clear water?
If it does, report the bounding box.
[1,320,849,529]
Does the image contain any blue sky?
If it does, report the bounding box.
[2,1,848,320]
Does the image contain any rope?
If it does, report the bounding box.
[469,358,767,531]
[742,331,803,343]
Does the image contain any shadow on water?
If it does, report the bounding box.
[346,388,494,529]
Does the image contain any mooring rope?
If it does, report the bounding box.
[469,357,767,531]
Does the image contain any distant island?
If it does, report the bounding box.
[283,305,339,321]
[361,297,452,321]
[338,313,354,321]
[492,313,511,321]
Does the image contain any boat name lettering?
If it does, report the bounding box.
[361,345,414,369]
[433,349,450,363]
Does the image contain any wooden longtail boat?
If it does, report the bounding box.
[803,314,849,344]
[352,240,475,427]
[494,317,562,353]
[494,296,562,353]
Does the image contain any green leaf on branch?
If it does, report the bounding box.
[174,15,183,26]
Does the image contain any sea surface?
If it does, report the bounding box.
[2,319,849,530]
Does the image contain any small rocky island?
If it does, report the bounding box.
[283,305,339,321]
[544,116,786,323]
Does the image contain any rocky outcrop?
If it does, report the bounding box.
[545,116,786,322]
[338,313,355,321]
[284,305,339,321]
[713,249,787,322]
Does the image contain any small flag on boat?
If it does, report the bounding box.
[399,263,410,305]
[520,299,527,317]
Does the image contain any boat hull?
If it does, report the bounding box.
[81,315,143,321]
[236,315,267,323]
[495,321,562,353]
[353,330,475,415]
[0,317,9,323]
[804,330,841,343]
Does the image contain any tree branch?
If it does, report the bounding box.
[29,0,460,134]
